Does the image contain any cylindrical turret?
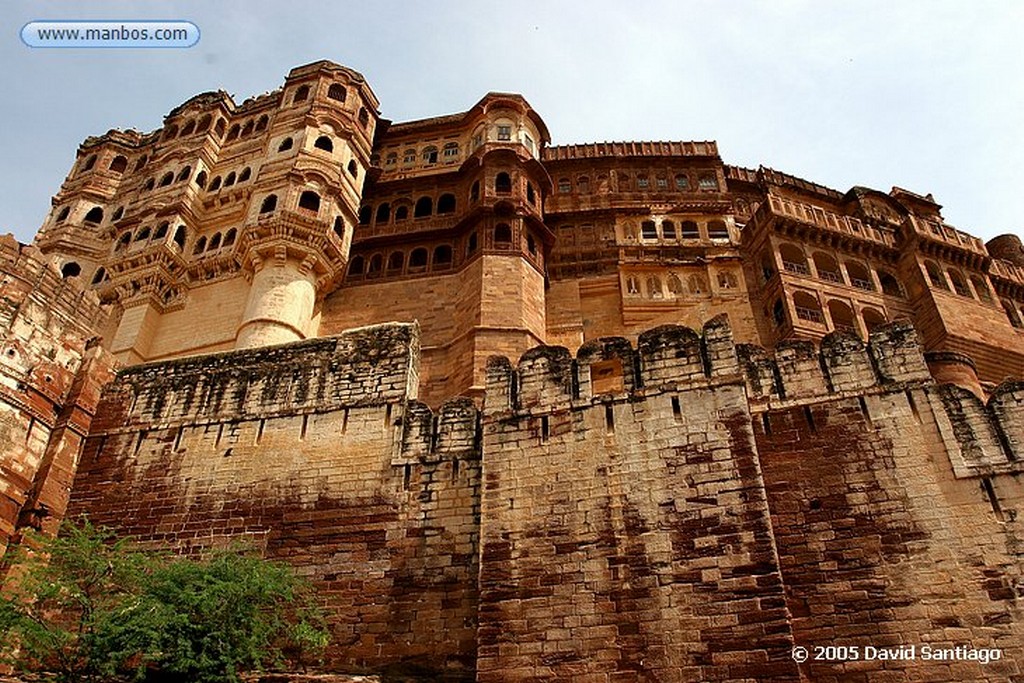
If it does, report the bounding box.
[925,351,985,400]
[986,234,1024,267]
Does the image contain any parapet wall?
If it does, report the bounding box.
[0,235,116,556]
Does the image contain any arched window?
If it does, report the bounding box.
[662,221,676,239]
[134,157,148,173]
[437,194,456,214]
[526,183,536,205]
[254,115,268,132]
[293,85,310,103]
[637,175,650,189]
[527,234,537,256]
[163,125,178,141]
[238,167,251,183]
[467,232,478,255]
[394,205,409,222]
[717,272,738,289]
[862,308,887,334]
[314,136,333,152]
[223,228,236,246]
[193,236,207,254]
[375,203,391,224]
[84,207,104,224]
[358,206,372,225]
[971,275,993,302]
[433,245,453,269]
[948,269,972,297]
[367,254,383,276]
[111,206,124,221]
[180,120,195,136]
[135,227,151,242]
[176,166,192,182]
[641,221,658,240]
[115,232,131,252]
[494,224,513,247]
[878,270,903,297]
[688,274,708,295]
[793,292,823,323]
[443,142,459,159]
[495,172,512,194]
[422,146,438,164]
[144,178,155,191]
[226,124,240,142]
[153,222,169,239]
[656,175,668,190]
[806,253,839,283]
[403,149,416,165]
[159,172,174,187]
[845,261,874,291]
[223,172,236,187]
[1002,300,1023,328]
[618,174,630,190]
[214,119,226,137]
[348,160,358,177]
[241,120,254,137]
[260,194,278,214]
[414,196,433,218]
[195,171,208,188]
[61,262,81,279]
[385,152,398,166]
[387,251,404,273]
[827,300,857,335]
[779,243,809,275]
[109,155,128,173]
[409,248,428,270]
[298,191,321,213]
[626,275,640,296]
[333,217,344,239]
[698,173,718,191]
[577,176,590,193]
[707,220,729,239]
[773,299,786,328]
[328,83,346,102]
[278,137,293,152]
[208,233,222,251]
[646,275,662,298]
[558,178,571,194]
[675,174,689,190]
[667,273,683,295]
[173,226,186,250]
[925,260,948,290]
[680,221,699,239]
[358,108,370,128]
[55,207,70,222]
[471,181,480,202]
[91,267,107,285]
[196,115,212,132]
[348,256,365,277]
[208,176,222,191]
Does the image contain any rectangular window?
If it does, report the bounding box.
[497,125,512,141]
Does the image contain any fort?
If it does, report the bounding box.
[1,60,1023,681]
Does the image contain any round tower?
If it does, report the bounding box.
[986,234,1024,267]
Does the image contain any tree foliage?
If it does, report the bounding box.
[0,520,328,682]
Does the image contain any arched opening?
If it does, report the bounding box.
[813,253,842,283]
[173,226,186,250]
[948,269,972,297]
[827,300,857,335]
[254,115,268,132]
[772,299,786,328]
[109,155,128,173]
[153,222,169,239]
[495,172,512,194]
[176,166,192,182]
[845,261,874,291]
[358,206,372,225]
[111,207,124,221]
[527,235,537,256]
[681,221,699,239]
[971,275,993,302]
[717,271,737,289]
[195,171,208,188]
[56,207,70,222]
[662,221,676,240]
[698,174,718,191]
[226,124,240,142]
[235,168,249,183]
[135,227,151,242]
[116,232,131,252]
[260,195,278,214]
[793,291,823,324]
[91,267,107,285]
[467,232,478,255]
[675,174,689,190]
[688,274,708,295]
[367,254,383,277]
[224,172,236,187]
[293,85,310,103]
[180,120,195,136]
[422,146,438,164]
[433,245,453,269]
[358,108,370,128]
[558,178,571,194]
[375,203,391,224]
[626,275,640,296]
[862,308,887,334]
[707,220,729,239]
[83,207,104,224]
[314,136,334,152]
[347,160,358,177]
[925,260,948,290]
[1002,300,1023,328]
[208,233,222,251]
[667,273,683,295]
[223,228,237,246]
[278,137,293,152]
[470,181,480,202]
[214,119,226,137]
[60,262,81,279]
[193,236,207,254]
[878,270,902,296]
[163,126,177,141]
[328,83,346,102]
[348,256,365,277]
[298,191,321,213]
[394,205,409,222]
[526,183,536,205]
[333,217,345,239]
[577,176,590,193]
[646,275,663,299]
[196,115,211,132]
[641,220,658,240]
[437,194,456,214]
[159,172,174,187]
[779,243,809,275]
[414,196,433,218]
[209,176,222,191]
[387,251,404,273]
[144,178,155,191]
[494,224,512,248]
[409,248,428,270]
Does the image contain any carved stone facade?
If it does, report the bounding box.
[2,61,1023,681]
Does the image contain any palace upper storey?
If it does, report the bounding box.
[29,60,1024,406]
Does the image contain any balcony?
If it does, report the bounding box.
[759,195,896,248]
[782,260,809,276]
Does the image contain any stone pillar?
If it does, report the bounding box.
[235,248,318,349]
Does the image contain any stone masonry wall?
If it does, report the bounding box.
[0,235,116,556]
[743,323,1024,681]
[66,323,481,681]
[478,317,800,682]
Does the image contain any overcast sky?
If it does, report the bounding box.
[2,0,1021,244]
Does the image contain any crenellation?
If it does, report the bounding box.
[515,344,574,410]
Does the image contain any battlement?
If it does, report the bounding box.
[543,140,719,162]
[399,396,480,464]
[91,322,419,431]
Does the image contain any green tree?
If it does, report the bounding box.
[0,519,328,682]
